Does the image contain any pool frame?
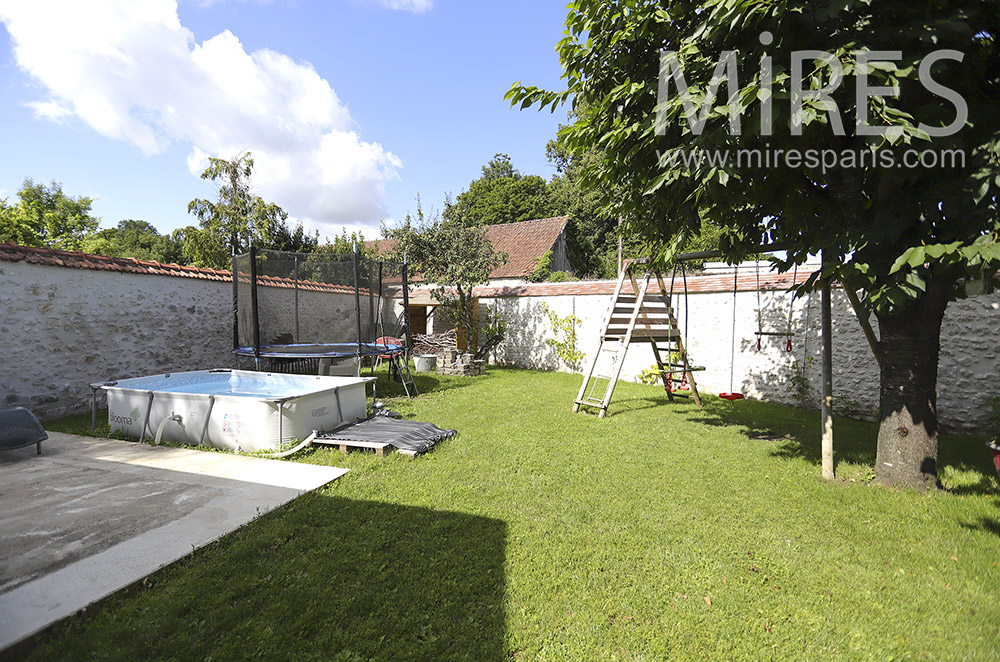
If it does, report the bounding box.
[92,369,374,452]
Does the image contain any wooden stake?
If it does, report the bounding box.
[820,255,835,481]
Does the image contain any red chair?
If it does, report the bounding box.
[373,336,403,372]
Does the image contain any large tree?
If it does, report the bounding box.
[509,0,1000,488]
[443,154,557,227]
[186,152,289,269]
[0,178,100,250]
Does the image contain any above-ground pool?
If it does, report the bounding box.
[96,369,372,452]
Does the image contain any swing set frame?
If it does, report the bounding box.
[669,242,840,480]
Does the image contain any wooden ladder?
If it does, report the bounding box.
[573,261,702,417]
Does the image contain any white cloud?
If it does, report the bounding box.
[363,0,433,13]
[0,0,401,233]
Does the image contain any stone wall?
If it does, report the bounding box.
[1,259,362,420]
[477,286,1000,433]
[1,260,234,419]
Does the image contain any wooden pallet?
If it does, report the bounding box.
[312,437,416,457]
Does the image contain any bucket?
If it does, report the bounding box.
[988,441,1000,481]
[413,354,437,372]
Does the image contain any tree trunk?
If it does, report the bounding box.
[873,277,953,490]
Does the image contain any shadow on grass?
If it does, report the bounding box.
[610,388,999,497]
[16,495,508,662]
[960,490,1000,538]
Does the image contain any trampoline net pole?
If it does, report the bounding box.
[353,249,363,359]
[231,250,239,356]
[401,261,412,356]
[250,245,261,363]
[294,255,300,343]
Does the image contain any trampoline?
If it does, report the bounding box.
[232,248,413,386]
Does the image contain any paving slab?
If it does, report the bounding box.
[0,432,347,651]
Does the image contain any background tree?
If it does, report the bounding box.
[186,152,289,269]
[509,0,1000,488]
[443,154,556,226]
[0,178,100,250]
[270,220,319,254]
[384,201,507,352]
[82,219,184,263]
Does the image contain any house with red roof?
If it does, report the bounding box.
[368,215,571,286]
[367,216,572,341]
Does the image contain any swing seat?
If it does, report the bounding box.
[718,393,745,401]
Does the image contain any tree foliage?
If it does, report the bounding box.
[186,152,290,269]
[508,0,1000,488]
[443,154,557,226]
[0,179,101,250]
[82,219,184,263]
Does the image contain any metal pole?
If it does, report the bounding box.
[232,250,239,355]
[401,260,412,356]
[369,259,377,340]
[294,255,300,343]
[250,246,261,364]
[820,251,835,480]
[673,240,800,263]
[353,248,363,359]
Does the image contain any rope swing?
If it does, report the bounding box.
[754,260,797,352]
[719,268,745,401]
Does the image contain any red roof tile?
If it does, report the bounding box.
[0,242,356,294]
[366,216,569,281]
[408,268,818,299]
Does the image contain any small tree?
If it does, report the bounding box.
[385,201,507,352]
[82,219,184,263]
[443,154,556,227]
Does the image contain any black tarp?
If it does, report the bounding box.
[317,415,456,455]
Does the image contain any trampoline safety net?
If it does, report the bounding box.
[233,248,410,372]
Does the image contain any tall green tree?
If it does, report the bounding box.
[509,0,1000,488]
[82,219,184,263]
[186,152,289,269]
[0,178,100,250]
[384,200,507,351]
[443,154,557,226]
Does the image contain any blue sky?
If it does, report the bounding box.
[0,0,570,240]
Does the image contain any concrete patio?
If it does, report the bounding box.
[0,432,347,651]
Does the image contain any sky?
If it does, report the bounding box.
[0,0,570,240]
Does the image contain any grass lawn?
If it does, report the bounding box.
[17,368,1000,660]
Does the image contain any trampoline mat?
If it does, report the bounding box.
[317,416,457,455]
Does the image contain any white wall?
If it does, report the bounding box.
[480,288,1000,433]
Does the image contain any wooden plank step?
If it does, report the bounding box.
[612,303,672,313]
[606,322,678,331]
[575,398,607,408]
[605,335,681,343]
[632,328,681,338]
